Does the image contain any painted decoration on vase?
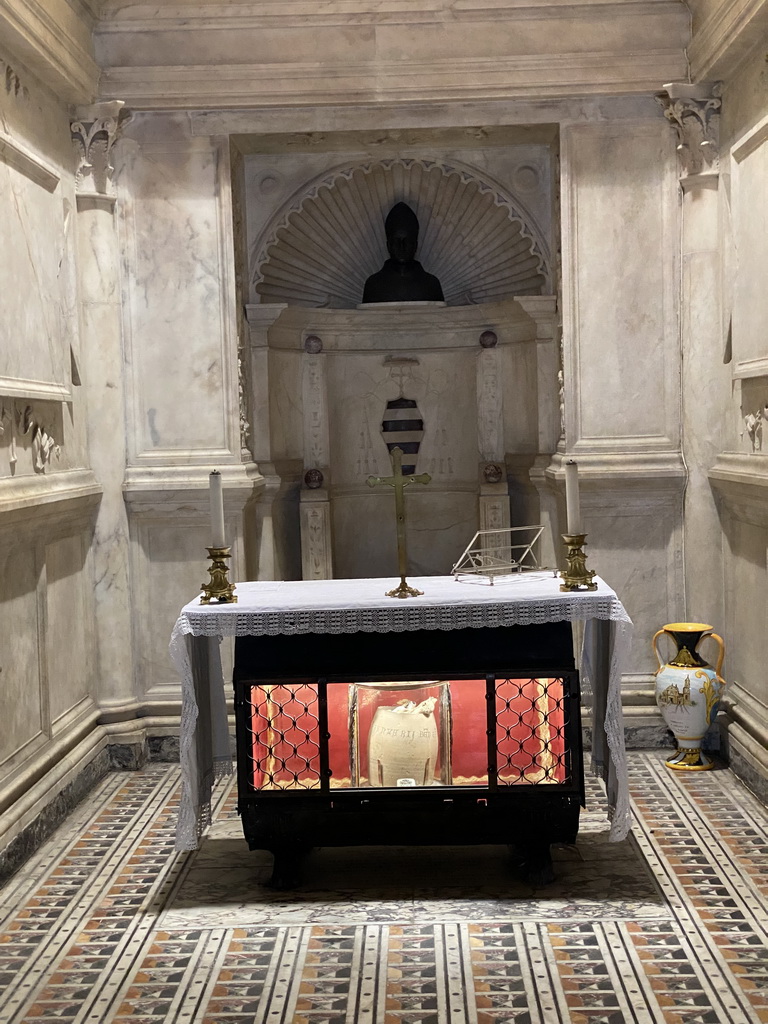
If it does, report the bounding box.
[653,622,726,771]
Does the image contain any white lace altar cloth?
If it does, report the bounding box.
[170,573,633,851]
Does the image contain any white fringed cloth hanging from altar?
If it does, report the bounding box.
[169,573,633,852]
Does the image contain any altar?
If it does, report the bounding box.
[170,572,632,884]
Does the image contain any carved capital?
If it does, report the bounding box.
[656,82,721,182]
[71,101,132,197]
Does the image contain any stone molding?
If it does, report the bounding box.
[688,0,768,81]
[191,97,661,137]
[0,0,99,103]
[710,452,768,527]
[543,451,687,486]
[71,101,132,198]
[0,469,101,528]
[0,129,59,193]
[122,464,264,512]
[656,83,722,184]
[254,158,549,308]
[98,51,689,110]
[96,0,688,31]
[260,299,539,351]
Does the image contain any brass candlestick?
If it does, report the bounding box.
[559,534,597,592]
[200,546,238,604]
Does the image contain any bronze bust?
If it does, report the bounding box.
[362,202,444,303]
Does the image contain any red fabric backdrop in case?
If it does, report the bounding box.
[250,678,566,789]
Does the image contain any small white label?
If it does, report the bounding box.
[396,778,417,787]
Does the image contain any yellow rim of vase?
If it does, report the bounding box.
[663,622,713,632]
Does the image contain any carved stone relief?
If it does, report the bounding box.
[302,341,330,471]
[300,499,333,580]
[0,400,61,473]
[1,60,28,100]
[253,159,550,307]
[477,347,504,463]
[739,377,768,453]
[656,83,721,182]
[479,495,511,533]
[71,101,132,197]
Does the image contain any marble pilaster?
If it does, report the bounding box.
[245,304,297,580]
[550,118,686,679]
[657,83,727,630]
[72,102,138,723]
[300,335,333,578]
[476,333,511,538]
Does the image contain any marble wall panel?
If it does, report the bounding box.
[116,130,239,462]
[723,516,768,711]
[502,343,538,454]
[0,154,69,398]
[730,117,768,377]
[0,58,80,405]
[326,350,479,489]
[268,350,303,462]
[0,543,43,768]
[584,493,683,676]
[561,120,679,451]
[45,534,91,724]
[332,489,476,579]
[132,521,234,696]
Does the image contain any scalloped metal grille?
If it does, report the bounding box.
[495,677,569,785]
[249,684,322,790]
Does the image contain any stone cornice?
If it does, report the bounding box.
[96,0,687,30]
[688,0,768,80]
[0,0,99,103]
[0,469,101,526]
[99,52,689,109]
[709,452,768,528]
[95,0,689,107]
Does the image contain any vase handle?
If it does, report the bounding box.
[703,632,726,678]
[651,629,666,673]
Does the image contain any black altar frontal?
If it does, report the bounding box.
[170,574,633,887]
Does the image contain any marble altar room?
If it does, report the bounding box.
[1,0,768,1021]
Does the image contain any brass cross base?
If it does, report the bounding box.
[367,445,431,600]
[559,534,597,592]
[200,546,238,604]
[385,576,424,599]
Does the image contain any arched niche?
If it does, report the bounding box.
[252,158,550,308]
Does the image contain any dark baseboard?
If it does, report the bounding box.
[0,747,111,886]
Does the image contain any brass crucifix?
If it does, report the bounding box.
[367,445,431,598]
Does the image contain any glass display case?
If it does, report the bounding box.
[233,621,584,887]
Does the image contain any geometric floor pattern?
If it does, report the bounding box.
[0,752,766,1024]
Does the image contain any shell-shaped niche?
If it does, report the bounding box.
[253,159,549,308]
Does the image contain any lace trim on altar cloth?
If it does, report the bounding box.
[175,595,628,638]
[171,626,235,853]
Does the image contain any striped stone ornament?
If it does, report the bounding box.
[381,398,424,474]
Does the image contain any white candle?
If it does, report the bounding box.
[564,459,582,535]
[209,470,226,548]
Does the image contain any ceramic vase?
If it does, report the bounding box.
[368,700,438,787]
[653,622,726,771]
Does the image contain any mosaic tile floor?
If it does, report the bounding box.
[0,753,766,1024]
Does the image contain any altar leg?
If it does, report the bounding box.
[268,844,312,890]
[510,838,556,886]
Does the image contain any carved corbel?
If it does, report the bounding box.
[656,83,721,188]
[71,100,132,200]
